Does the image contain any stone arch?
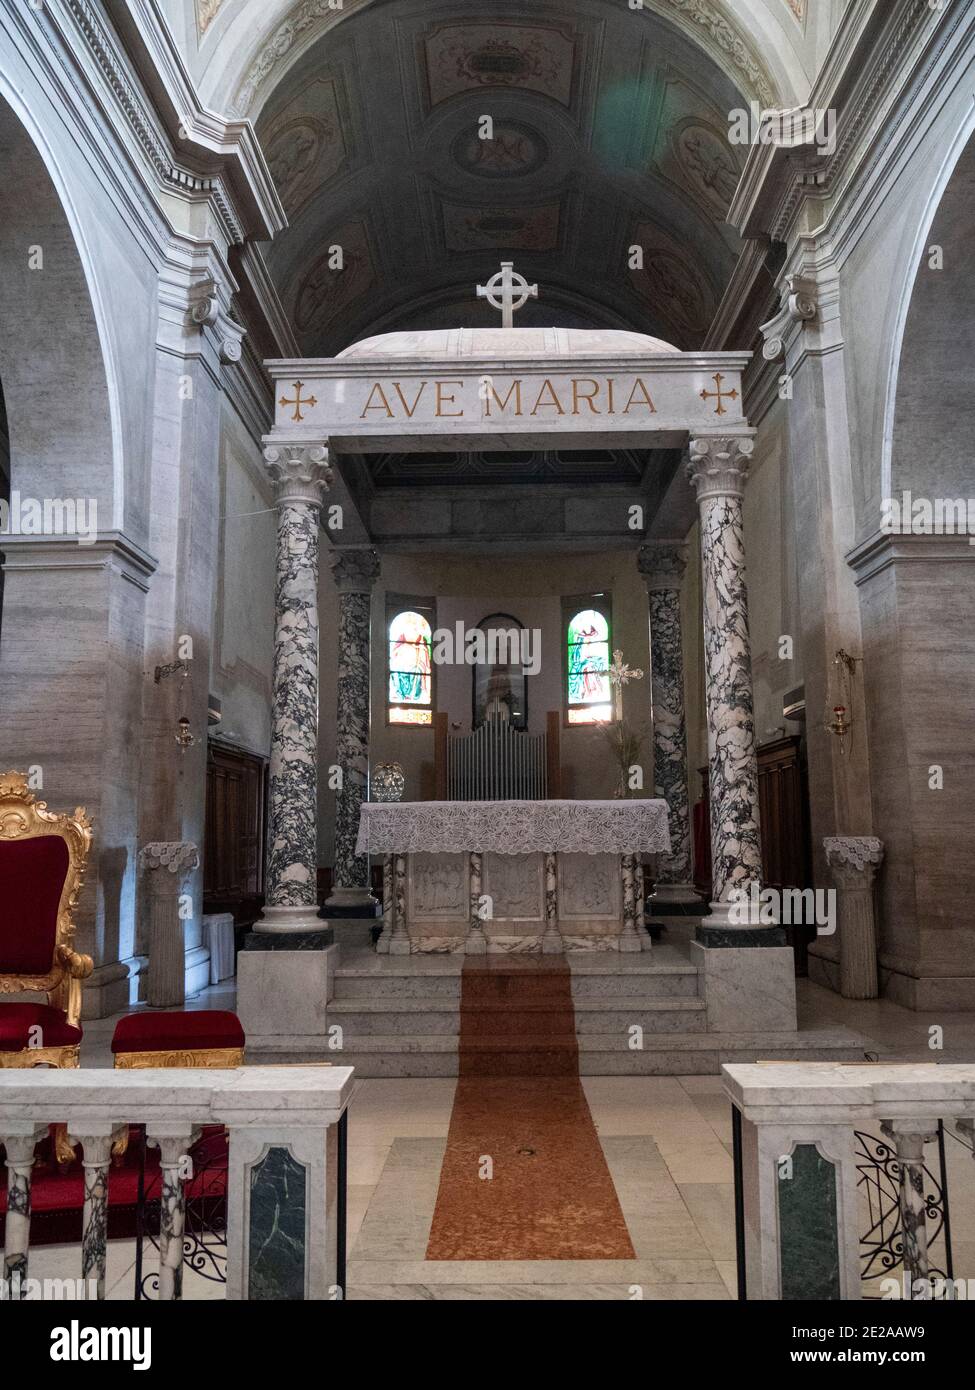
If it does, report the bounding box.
[884,113,975,503]
[0,86,120,525]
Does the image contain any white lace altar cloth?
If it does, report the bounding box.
[356,799,672,856]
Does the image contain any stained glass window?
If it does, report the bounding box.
[566,606,612,724]
[388,609,433,726]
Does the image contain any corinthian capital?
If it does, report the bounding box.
[263,443,332,507]
[637,542,687,593]
[330,547,380,593]
[687,436,755,504]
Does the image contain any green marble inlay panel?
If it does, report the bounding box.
[778,1143,841,1300]
[248,1146,308,1300]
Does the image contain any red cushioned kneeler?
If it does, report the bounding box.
[111,1010,245,1067]
[0,1003,83,1052]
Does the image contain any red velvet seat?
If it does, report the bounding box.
[0,1003,83,1052]
[111,1010,245,1067]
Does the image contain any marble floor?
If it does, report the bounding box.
[23,975,975,1301]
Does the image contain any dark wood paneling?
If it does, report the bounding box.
[756,734,814,975]
[204,742,268,930]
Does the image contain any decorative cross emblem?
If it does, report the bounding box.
[699,372,739,416]
[476,261,538,328]
[280,380,318,423]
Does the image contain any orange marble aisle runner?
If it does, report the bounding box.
[425,958,635,1261]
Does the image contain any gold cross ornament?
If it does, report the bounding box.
[280,380,318,422]
[699,372,739,416]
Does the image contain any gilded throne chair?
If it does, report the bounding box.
[0,771,93,1070]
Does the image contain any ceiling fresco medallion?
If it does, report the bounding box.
[442,203,560,253]
[628,225,714,340]
[423,22,576,108]
[452,121,549,179]
[291,221,376,335]
[261,77,348,214]
[671,118,742,217]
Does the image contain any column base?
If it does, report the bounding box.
[649,882,704,911]
[697,899,786,947]
[255,905,332,935]
[322,887,381,917]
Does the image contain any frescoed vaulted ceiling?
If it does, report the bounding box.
[254,0,751,357]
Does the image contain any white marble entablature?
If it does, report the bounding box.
[338,327,680,360]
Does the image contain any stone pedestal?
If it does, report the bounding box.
[691,941,797,1031]
[824,836,884,999]
[258,444,332,936]
[325,548,381,916]
[139,842,199,1008]
[237,935,339,1057]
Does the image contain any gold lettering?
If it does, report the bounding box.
[393,381,428,417]
[435,379,464,418]
[530,378,565,415]
[607,377,616,413]
[571,378,601,415]
[360,382,394,418]
[485,380,523,416]
[622,378,656,414]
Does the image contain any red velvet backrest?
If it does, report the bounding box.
[0,836,70,974]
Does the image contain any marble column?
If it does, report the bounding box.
[376,855,394,953]
[687,437,768,940]
[139,841,200,1007]
[637,542,697,907]
[619,854,642,952]
[2,1129,43,1298]
[388,853,410,956]
[824,836,885,999]
[258,444,332,934]
[541,851,563,953]
[325,549,381,914]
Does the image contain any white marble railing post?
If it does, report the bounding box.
[139,842,200,1007]
[71,1130,118,1301]
[637,542,696,906]
[687,437,766,940]
[824,837,885,999]
[881,1120,939,1293]
[326,548,381,914]
[2,1126,44,1298]
[258,444,332,935]
[148,1125,198,1301]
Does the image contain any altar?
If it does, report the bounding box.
[355,800,671,955]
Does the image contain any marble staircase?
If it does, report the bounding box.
[321,946,865,1077]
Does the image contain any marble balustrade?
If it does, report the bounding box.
[0,1066,354,1302]
[723,1063,975,1301]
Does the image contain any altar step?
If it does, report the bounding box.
[326,996,707,1036]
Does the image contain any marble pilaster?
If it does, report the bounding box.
[258,444,332,934]
[388,853,410,955]
[619,853,642,952]
[467,851,487,954]
[139,841,199,1007]
[376,854,394,953]
[326,548,381,914]
[687,437,766,938]
[637,542,696,906]
[824,836,885,999]
[541,851,563,953]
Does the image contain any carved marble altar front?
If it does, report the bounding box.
[356,800,670,954]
